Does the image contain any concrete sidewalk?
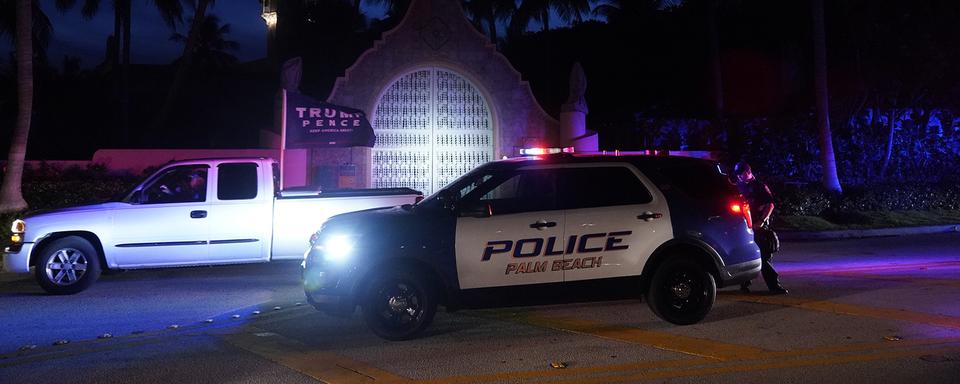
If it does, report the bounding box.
[778,223,960,241]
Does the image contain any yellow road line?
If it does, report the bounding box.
[765,335,960,358]
[222,328,410,383]
[415,357,708,384]
[416,337,960,384]
[783,261,960,276]
[548,346,960,384]
[721,293,960,329]
[829,272,960,289]
[481,312,767,361]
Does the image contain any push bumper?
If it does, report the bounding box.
[301,261,356,317]
[717,258,761,287]
[2,242,34,273]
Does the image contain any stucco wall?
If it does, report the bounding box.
[321,0,559,187]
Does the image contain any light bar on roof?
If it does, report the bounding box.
[519,147,575,156]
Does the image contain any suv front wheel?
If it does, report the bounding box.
[361,269,437,340]
[647,257,716,325]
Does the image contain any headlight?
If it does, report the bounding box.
[10,219,25,244]
[11,219,25,234]
[320,234,356,263]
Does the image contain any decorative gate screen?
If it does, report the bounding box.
[372,68,494,195]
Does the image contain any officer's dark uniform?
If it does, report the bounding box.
[736,173,787,294]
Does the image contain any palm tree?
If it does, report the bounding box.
[365,0,412,20]
[169,13,238,71]
[1,0,52,56]
[591,0,662,25]
[462,0,516,43]
[55,0,183,143]
[811,0,842,194]
[0,0,35,212]
[152,0,216,132]
[508,0,591,35]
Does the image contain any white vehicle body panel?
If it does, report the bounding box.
[205,162,273,264]
[451,162,673,290]
[3,158,421,274]
[270,194,420,260]
[562,164,672,282]
[455,210,565,289]
[108,201,211,267]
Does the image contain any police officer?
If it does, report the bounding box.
[734,161,788,294]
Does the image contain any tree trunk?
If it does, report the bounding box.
[706,0,723,148]
[354,0,361,14]
[486,15,498,43]
[542,9,549,31]
[111,4,122,147]
[880,108,897,180]
[0,0,33,213]
[120,0,131,145]
[811,0,842,194]
[151,0,210,132]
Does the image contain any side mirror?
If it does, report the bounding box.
[458,201,492,218]
[436,189,458,210]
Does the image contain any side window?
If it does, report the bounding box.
[560,166,653,209]
[462,170,558,215]
[218,163,259,200]
[141,165,209,204]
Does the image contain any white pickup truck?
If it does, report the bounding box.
[2,157,421,294]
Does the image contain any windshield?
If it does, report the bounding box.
[418,165,499,207]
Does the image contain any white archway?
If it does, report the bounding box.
[371,67,495,195]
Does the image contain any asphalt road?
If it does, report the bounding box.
[1,233,959,383]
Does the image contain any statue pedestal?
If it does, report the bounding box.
[560,110,597,152]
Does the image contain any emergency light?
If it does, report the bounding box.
[520,147,575,156]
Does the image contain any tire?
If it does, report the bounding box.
[34,236,102,295]
[646,257,716,325]
[361,269,437,341]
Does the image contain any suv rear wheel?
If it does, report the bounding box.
[646,257,716,325]
[361,269,437,340]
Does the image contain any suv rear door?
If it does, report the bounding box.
[558,163,673,282]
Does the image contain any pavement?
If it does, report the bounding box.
[1,233,959,383]
[778,223,960,241]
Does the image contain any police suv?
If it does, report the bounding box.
[302,150,762,340]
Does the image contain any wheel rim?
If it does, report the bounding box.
[663,268,704,312]
[374,280,422,328]
[44,248,89,287]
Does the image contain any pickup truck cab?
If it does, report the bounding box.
[302,152,762,340]
[3,157,421,294]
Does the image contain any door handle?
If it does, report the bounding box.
[530,220,557,230]
[190,210,207,219]
[637,212,663,221]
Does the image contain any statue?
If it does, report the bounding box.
[562,62,588,114]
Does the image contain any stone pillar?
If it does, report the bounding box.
[559,62,598,151]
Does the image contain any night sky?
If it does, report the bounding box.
[3,0,388,68]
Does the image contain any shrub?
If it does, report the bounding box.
[772,182,960,216]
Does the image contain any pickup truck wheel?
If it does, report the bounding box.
[646,257,715,325]
[35,236,102,295]
[361,270,437,341]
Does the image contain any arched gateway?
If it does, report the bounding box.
[320,0,559,192]
[371,68,494,194]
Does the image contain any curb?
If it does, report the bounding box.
[778,223,960,241]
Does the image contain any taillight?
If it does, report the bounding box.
[729,200,753,229]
